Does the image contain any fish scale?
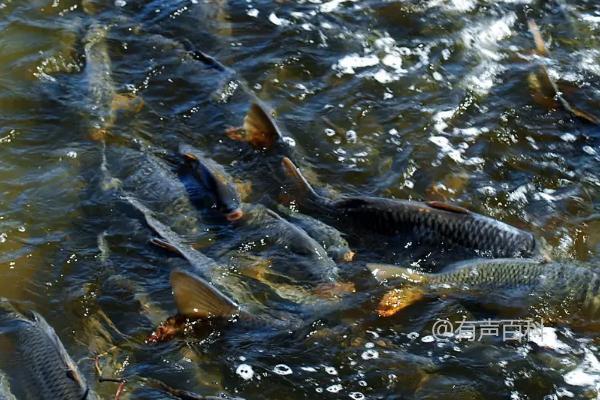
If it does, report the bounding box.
[0,308,94,400]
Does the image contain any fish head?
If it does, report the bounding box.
[181,151,243,221]
[147,316,184,344]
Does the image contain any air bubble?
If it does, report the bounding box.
[273,364,292,375]
[327,384,343,393]
[349,392,365,400]
[236,364,254,380]
[325,366,338,375]
[361,350,379,360]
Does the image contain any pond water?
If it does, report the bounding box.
[0,0,599,399]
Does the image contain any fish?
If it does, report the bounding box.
[178,143,244,221]
[83,23,143,143]
[226,252,355,305]
[368,259,600,328]
[237,204,340,283]
[274,203,355,262]
[106,145,202,237]
[527,19,600,126]
[0,300,96,400]
[282,157,537,258]
[148,268,300,343]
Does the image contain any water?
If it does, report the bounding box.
[0,0,599,398]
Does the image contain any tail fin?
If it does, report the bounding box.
[281,157,322,203]
[366,263,428,284]
[170,269,239,319]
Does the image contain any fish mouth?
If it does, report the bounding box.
[182,152,199,162]
[226,208,244,221]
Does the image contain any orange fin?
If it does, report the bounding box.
[377,287,426,317]
[111,93,144,113]
[230,103,281,149]
[426,201,470,214]
[527,19,549,57]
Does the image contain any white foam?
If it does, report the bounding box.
[269,12,290,26]
[563,348,600,391]
[428,0,476,12]
[460,13,516,95]
[528,327,571,353]
[320,0,358,13]
[334,53,379,74]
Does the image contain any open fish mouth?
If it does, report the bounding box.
[226,208,244,221]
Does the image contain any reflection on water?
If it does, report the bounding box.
[0,0,599,398]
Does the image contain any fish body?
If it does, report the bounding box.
[0,301,96,400]
[239,204,339,283]
[275,204,354,262]
[178,143,243,221]
[282,157,536,258]
[84,23,115,131]
[107,146,201,235]
[369,259,600,324]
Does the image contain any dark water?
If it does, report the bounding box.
[0,0,599,398]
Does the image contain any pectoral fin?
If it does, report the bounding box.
[111,93,144,113]
[170,269,239,319]
[377,287,426,317]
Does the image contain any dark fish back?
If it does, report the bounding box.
[332,197,536,257]
[2,312,90,400]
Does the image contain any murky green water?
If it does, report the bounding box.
[0,0,599,398]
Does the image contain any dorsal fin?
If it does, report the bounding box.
[170,269,239,319]
[281,157,322,202]
[426,201,470,214]
[242,103,282,149]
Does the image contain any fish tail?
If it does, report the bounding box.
[281,157,325,206]
[170,269,239,318]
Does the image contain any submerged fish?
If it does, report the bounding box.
[369,259,600,328]
[237,204,340,283]
[275,203,355,262]
[527,19,600,126]
[282,157,537,258]
[149,268,300,343]
[0,301,96,400]
[83,23,142,142]
[178,143,244,221]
